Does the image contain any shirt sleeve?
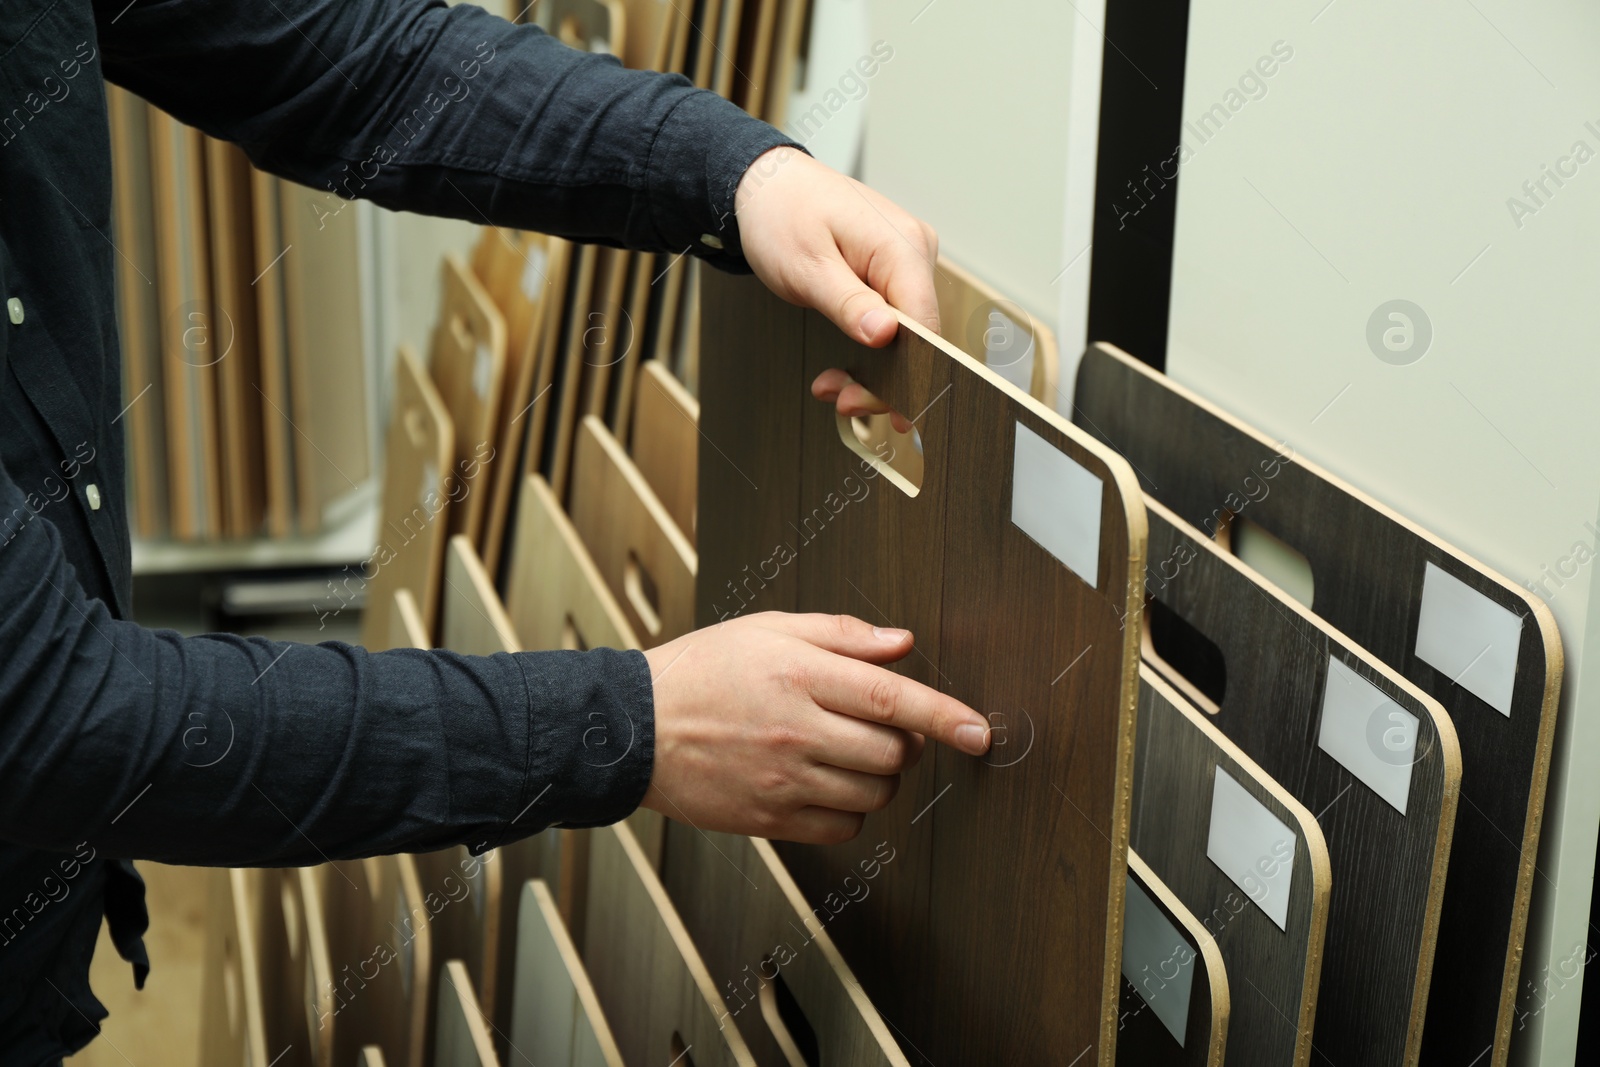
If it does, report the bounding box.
[0,453,654,866]
[91,0,803,269]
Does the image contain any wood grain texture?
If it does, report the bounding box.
[199,869,270,1067]
[442,535,520,657]
[435,960,502,1067]
[630,361,699,546]
[149,109,220,540]
[279,171,369,532]
[658,824,911,1066]
[107,87,169,541]
[431,254,507,546]
[1138,498,1459,1066]
[1074,343,1559,1067]
[1130,668,1329,1067]
[482,234,572,580]
[205,137,267,540]
[569,416,697,647]
[359,348,454,649]
[581,823,757,1067]
[250,168,296,539]
[1118,849,1230,1067]
[510,880,626,1067]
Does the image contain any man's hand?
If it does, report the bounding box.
[736,147,933,433]
[639,612,989,844]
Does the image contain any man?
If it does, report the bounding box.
[0,0,991,1060]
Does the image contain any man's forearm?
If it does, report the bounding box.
[94,0,798,267]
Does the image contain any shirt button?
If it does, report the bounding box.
[85,484,101,511]
[6,298,22,325]
[699,233,724,250]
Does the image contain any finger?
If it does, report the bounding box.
[811,368,853,402]
[890,411,913,434]
[806,253,900,348]
[875,237,940,336]
[755,612,915,664]
[798,763,901,814]
[835,381,892,418]
[807,656,991,756]
[804,711,922,776]
[770,806,865,845]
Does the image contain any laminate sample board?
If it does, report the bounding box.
[534,0,626,56]
[359,1049,386,1067]
[544,243,597,503]
[1118,849,1230,1067]
[1137,497,1459,1066]
[701,273,1148,1065]
[569,415,697,647]
[1074,343,1562,1065]
[250,168,297,539]
[630,361,699,546]
[607,251,656,447]
[731,0,778,115]
[359,347,454,650]
[281,867,336,1067]
[436,960,502,1067]
[431,255,507,546]
[578,248,631,426]
[761,0,808,126]
[935,254,1060,403]
[582,823,756,1067]
[620,0,684,70]
[685,0,725,89]
[199,869,270,1067]
[385,588,432,652]
[510,880,625,1067]
[658,824,910,1066]
[479,232,571,579]
[442,536,520,657]
[107,86,168,541]
[711,0,744,99]
[318,857,434,1067]
[1130,668,1329,1067]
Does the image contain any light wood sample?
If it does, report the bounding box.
[620,0,685,71]
[199,869,270,1067]
[630,361,699,546]
[250,167,297,539]
[659,824,911,1066]
[435,960,501,1067]
[545,243,598,503]
[510,879,625,1067]
[569,416,697,647]
[1074,342,1560,1067]
[1130,668,1328,1067]
[1118,849,1231,1067]
[359,347,454,649]
[534,0,626,56]
[442,535,520,657]
[430,255,508,547]
[582,823,757,1067]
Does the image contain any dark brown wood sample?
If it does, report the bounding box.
[1074,343,1562,1067]
[702,266,1148,1065]
[658,824,911,1066]
[1131,668,1330,1067]
[1136,497,1459,1066]
[1119,848,1231,1067]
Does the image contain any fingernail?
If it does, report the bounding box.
[860,308,890,339]
[873,626,909,642]
[955,723,989,755]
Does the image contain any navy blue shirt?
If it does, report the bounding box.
[0,0,794,1059]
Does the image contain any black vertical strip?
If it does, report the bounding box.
[1084,0,1194,372]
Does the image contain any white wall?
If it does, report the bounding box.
[1165,1,1600,1060]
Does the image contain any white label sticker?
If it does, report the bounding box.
[1121,871,1194,1046]
[473,343,492,401]
[1011,421,1102,587]
[982,308,1035,394]
[1206,768,1297,930]
[520,244,549,301]
[1317,656,1417,815]
[1415,561,1521,717]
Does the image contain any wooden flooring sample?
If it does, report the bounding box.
[569,416,696,647]
[250,168,297,539]
[544,243,597,503]
[1118,849,1230,1067]
[579,247,631,424]
[198,869,270,1067]
[442,536,520,657]
[752,287,1148,1064]
[480,233,572,579]
[1138,498,1459,1066]
[659,824,911,1066]
[1074,343,1561,1067]
[1130,668,1329,1067]
[582,823,756,1067]
[435,960,501,1067]
[630,361,699,546]
[620,0,684,70]
[935,254,1060,404]
[359,347,454,649]
[431,255,507,546]
[732,0,779,115]
[534,0,626,55]
[510,880,625,1067]
[762,0,808,126]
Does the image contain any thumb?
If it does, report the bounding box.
[808,256,900,348]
